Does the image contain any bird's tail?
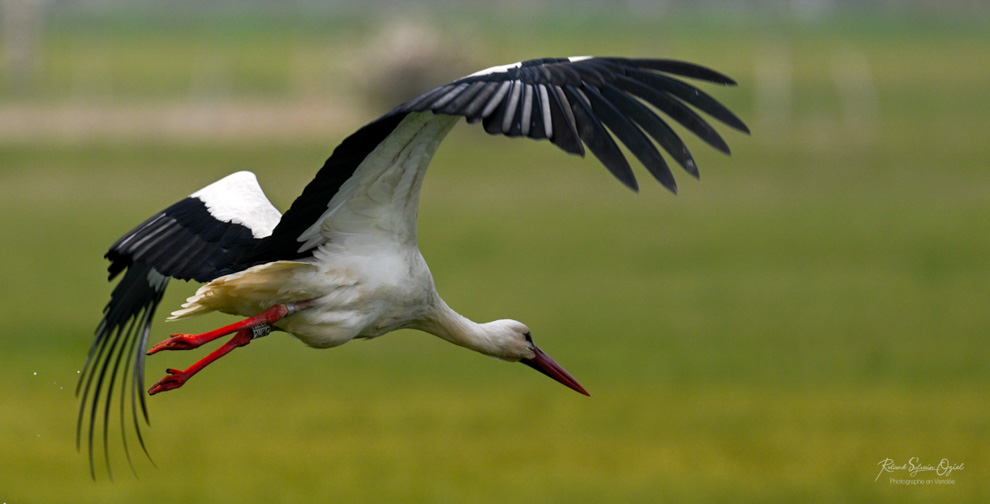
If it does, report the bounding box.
[167,291,214,320]
[168,260,317,321]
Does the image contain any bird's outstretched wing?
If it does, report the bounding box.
[78,171,281,479]
[242,56,748,265]
[397,57,749,191]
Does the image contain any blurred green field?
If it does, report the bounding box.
[2,5,989,503]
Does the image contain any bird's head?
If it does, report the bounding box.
[484,319,590,396]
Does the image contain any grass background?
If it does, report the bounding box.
[2,3,988,503]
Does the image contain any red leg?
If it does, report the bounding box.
[148,300,316,354]
[146,299,315,395]
[148,303,292,355]
[148,327,255,395]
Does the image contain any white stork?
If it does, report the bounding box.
[77,56,748,478]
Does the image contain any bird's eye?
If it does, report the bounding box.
[524,331,534,343]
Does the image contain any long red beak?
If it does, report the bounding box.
[521,345,590,396]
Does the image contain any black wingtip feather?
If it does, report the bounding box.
[546,84,585,156]
[614,74,733,155]
[582,83,677,193]
[625,69,750,134]
[625,58,738,85]
[78,263,167,480]
[600,83,700,179]
[564,85,639,191]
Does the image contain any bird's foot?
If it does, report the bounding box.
[148,368,189,395]
[147,333,208,354]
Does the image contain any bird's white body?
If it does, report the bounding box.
[173,250,527,358]
[175,254,433,349]
[170,113,483,353]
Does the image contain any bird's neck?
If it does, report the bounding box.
[416,296,499,357]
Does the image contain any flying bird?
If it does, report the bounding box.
[77,56,748,478]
